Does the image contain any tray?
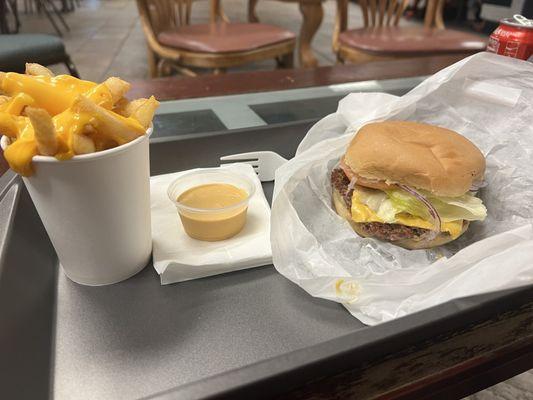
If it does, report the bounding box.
[1,120,532,400]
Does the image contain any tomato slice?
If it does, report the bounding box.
[339,157,397,191]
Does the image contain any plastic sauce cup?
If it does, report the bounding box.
[167,169,256,241]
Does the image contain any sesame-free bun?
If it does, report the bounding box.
[344,121,485,197]
[332,189,469,249]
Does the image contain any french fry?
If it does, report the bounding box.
[72,133,95,155]
[72,95,145,144]
[103,77,131,105]
[121,98,146,117]
[25,107,58,156]
[0,95,10,113]
[0,113,19,138]
[112,97,159,127]
[1,71,158,176]
[85,83,114,109]
[83,124,97,135]
[112,97,130,116]
[2,137,38,176]
[83,124,115,151]
[25,63,54,77]
[129,96,159,129]
[7,93,35,115]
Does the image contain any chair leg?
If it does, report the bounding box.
[7,0,21,32]
[45,0,70,31]
[157,59,174,77]
[63,55,80,78]
[174,65,197,77]
[147,48,159,78]
[277,51,294,69]
[37,0,63,36]
[248,0,259,22]
[0,1,7,34]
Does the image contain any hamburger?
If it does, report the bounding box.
[331,121,487,249]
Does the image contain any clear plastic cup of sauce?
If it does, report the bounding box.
[167,169,256,241]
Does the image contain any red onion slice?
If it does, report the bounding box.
[470,180,487,191]
[398,184,442,241]
[347,176,358,192]
[339,158,357,182]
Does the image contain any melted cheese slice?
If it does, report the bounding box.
[351,195,464,240]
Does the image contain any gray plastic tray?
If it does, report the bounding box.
[1,120,532,400]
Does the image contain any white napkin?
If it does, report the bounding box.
[150,163,272,284]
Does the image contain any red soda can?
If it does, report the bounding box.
[487,15,533,61]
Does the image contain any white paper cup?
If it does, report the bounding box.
[1,128,153,286]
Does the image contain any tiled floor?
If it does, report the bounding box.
[17,0,145,80]
[11,1,533,399]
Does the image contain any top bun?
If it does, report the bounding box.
[344,121,486,197]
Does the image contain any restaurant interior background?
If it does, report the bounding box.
[4,0,530,80]
[0,0,532,399]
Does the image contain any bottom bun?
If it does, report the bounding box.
[332,189,469,250]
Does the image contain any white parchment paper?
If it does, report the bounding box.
[271,53,533,325]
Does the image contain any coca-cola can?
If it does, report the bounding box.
[487,15,533,61]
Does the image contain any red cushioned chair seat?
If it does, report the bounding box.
[339,27,486,56]
[158,22,295,53]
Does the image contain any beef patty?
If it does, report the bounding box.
[331,168,354,208]
[331,168,431,241]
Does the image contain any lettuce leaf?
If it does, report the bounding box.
[426,193,487,222]
[354,186,486,223]
[386,190,431,220]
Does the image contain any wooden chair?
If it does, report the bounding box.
[333,0,486,64]
[136,0,296,77]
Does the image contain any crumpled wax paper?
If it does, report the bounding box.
[271,53,533,325]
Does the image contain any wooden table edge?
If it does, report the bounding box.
[373,337,533,400]
[278,301,533,400]
[127,54,467,101]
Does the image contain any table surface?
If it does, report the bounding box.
[1,55,532,400]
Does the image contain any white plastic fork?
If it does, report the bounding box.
[220,151,288,182]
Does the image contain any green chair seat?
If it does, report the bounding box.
[0,34,77,76]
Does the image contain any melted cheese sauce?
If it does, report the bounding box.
[2,73,96,115]
[1,72,144,176]
[177,183,249,241]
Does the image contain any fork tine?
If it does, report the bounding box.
[221,160,258,168]
[220,152,260,161]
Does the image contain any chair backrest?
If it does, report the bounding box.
[362,0,407,27]
[136,0,228,38]
[333,0,445,50]
[358,0,445,28]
